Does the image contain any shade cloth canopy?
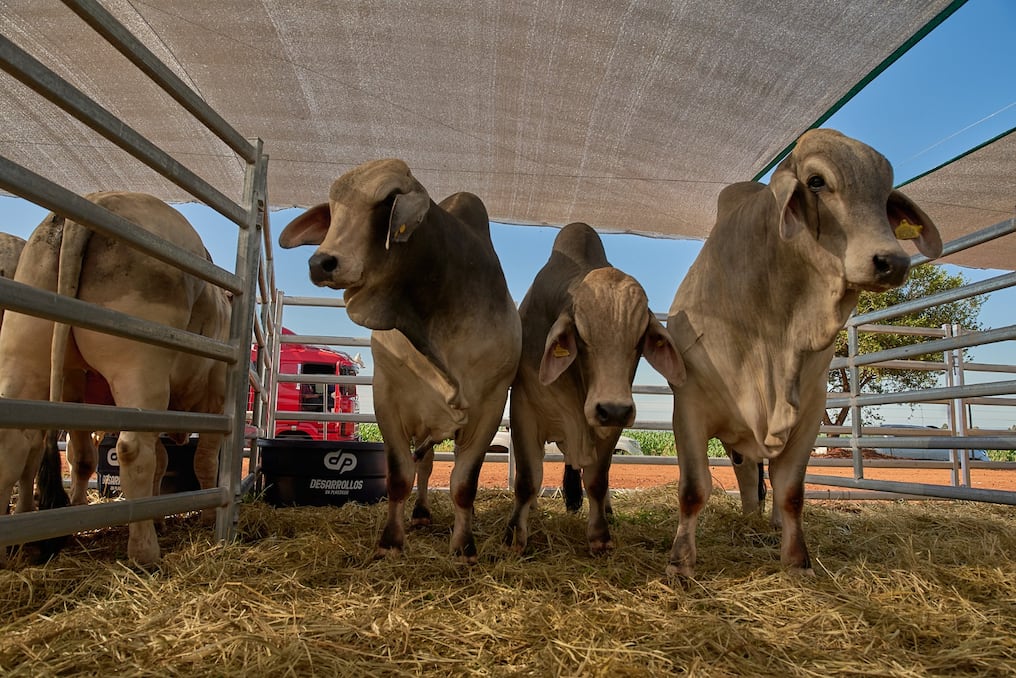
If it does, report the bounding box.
[3,1,1010,270]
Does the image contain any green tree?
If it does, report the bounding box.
[825,265,985,427]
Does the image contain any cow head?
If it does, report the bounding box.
[539,268,685,431]
[769,128,942,292]
[278,159,431,326]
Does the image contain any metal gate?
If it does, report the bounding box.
[0,0,267,549]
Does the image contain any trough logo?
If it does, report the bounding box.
[107,448,120,467]
[324,451,358,474]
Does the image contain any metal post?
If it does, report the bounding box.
[267,290,285,438]
[952,323,971,486]
[214,141,268,545]
[847,323,864,479]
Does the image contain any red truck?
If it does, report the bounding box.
[251,328,361,441]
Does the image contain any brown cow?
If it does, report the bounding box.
[666,129,942,577]
[0,192,230,564]
[279,160,521,562]
[506,222,684,554]
[0,232,27,331]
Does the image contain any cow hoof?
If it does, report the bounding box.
[410,505,432,528]
[588,539,614,556]
[128,544,161,566]
[504,526,528,553]
[785,566,816,578]
[451,538,478,564]
[374,544,403,560]
[665,563,695,579]
[454,552,479,566]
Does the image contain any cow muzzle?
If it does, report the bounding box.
[868,251,911,289]
[591,401,635,428]
[308,251,338,285]
[308,251,362,289]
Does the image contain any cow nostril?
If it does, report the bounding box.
[872,253,909,283]
[873,254,891,275]
[595,403,634,426]
[309,252,338,274]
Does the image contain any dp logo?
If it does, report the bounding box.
[324,451,358,474]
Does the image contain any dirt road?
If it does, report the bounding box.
[425,458,1016,494]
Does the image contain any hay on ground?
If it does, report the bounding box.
[2,485,1015,676]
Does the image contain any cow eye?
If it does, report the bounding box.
[806,175,826,191]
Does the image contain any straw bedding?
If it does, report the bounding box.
[2,486,1014,676]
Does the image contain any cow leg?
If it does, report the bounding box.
[0,433,19,514]
[584,440,614,555]
[411,443,435,527]
[449,440,485,564]
[103,363,172,565]
[1,429,45,514]
[505,397,544,553]
[727,446,763,515]
[667,410,712,578]
[192,433,221,524]
[150,438,170,530]
[67,431,97,505]
[767,452,813,574]
[377,436,414,558]
[115,430,160,563]
[562,465,583,512]
[0,362,49,514]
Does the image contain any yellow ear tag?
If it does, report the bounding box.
[894,218,923,240]
[553,344,571,358]
[398,224,407,235]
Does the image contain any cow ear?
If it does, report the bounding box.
[387,190,431,249]
[770,169,807,240]
[641,314,686,386]
[279,203,330,248]
[539,313,578,385]
[888,189,942,259]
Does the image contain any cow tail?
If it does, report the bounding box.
[32,430,70,562]
[37,430,69,511]
[562,465,584,512]
[49,219,91,407]
[31,217,90,562]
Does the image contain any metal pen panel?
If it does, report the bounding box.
[0,277,236,363]
[0,34,248,227]
[0,489,230,547]
[0,399,230,433]
[0,155,242,294]
[59,0,258,164]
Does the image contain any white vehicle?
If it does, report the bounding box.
[875,424,988,461]
[487,430,643,456]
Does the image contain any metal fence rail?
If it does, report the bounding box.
[0,0,266,549]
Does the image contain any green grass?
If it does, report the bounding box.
[362,423,730,458]
[357,423,382,442]
[356,423,454,451]
[622,430,726,458]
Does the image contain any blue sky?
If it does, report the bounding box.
[2,0,1014,429]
